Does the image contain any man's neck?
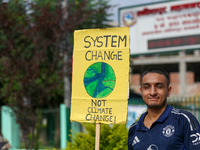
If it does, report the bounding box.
[144,105,167,129]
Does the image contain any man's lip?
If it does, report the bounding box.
[148,98,159,100]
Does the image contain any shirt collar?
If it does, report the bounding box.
[136,105,172,131]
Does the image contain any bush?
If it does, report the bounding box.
[66,123,128,150]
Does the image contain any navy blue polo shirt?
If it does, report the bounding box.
[128,105,200,150]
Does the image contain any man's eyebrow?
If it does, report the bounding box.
[155,82,165,85]
[142,82,165,85]
[142,83,150,86]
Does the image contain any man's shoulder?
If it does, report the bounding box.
[170,107,199,130]
[171,107,195,119]
[129,121,139,131]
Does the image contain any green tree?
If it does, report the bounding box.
[0,0,113,149]
[66,123,128,150]
[76,0,113,29]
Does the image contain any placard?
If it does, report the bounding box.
[70,27,130,124]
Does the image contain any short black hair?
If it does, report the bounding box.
[140,67,169,87]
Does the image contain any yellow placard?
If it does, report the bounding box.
[70,27,130,124]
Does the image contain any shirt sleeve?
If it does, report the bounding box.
[128,128,133,150]
[128,122,138,150]
[181,110,200,150]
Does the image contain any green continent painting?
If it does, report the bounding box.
[84,62,116,98]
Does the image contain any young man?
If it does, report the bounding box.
[128,67,200,150]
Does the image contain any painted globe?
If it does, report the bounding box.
[84,62,116,98]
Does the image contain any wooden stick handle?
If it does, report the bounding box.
[95,123,101,150]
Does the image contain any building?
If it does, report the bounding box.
[119,0,200,97]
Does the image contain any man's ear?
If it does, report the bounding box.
[167,86,172,97]
[140,87,142,93]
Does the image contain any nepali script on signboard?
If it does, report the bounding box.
[119,0,200,55]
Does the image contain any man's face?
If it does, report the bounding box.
[140,73,171,109]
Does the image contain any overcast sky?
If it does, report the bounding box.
[107,0,167,23]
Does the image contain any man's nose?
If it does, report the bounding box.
[150,86,157,95]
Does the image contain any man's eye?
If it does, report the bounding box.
[157,85,162,89]
[143,86,149,89]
